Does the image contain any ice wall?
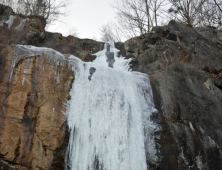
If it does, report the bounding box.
[66,43,159,170]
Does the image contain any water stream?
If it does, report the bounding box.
[66,43,158,170]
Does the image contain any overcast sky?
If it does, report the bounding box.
[47,0,118,40]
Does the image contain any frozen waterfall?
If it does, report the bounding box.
[66,43,159,170]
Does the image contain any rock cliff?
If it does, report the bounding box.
[0,3,222,170]
[0,4,103,170]
[121,21,222,169]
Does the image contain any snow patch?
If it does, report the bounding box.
[5,15,15,29]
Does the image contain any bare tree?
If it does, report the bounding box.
[167,0,222,28]
[68,26,79,37]
[143,0,166,30]
[144,0,152,32]
[203,0,222,28]
[113,0,167,39]
[0,0,71,25]
[167,0,207,26]
[100,23,122,42]
[150,0,166,26]
[99,0,167,42]
[114,0,148,35]
[213,0,222,13]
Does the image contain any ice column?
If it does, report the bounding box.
[66,43,159,170]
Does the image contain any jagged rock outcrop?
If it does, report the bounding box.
[0,4,104,59]
[122,21,222,169]
[0,4,103,170]
[41,32,103,61]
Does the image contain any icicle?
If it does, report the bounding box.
[52,108,55,116]
[15,18,28,31]
[57,73,60,84]
[5,15,15,29]
[22,76,26,86]
[24,58,32,74]
[38,56,43,68]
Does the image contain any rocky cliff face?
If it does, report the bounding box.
[0,45,73,170]
[0,4,103,170]
[1,3,222,170]
[122,21,222,169]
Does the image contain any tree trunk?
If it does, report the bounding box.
[145,0,150,32]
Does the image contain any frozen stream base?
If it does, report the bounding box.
[66,43,159,170]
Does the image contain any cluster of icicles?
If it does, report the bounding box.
[10,43,159,170]
[65,43,159,170]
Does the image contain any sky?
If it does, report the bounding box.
[47,0,118,40]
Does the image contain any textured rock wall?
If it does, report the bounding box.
[41,32,104,61]
[122,21,222,169]
[0,44,74,170]
[0,4,103,170]
[0,4,104,58]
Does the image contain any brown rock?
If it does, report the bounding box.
[0,45,74,169]
[0,4,104,170]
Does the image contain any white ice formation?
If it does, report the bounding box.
[5,15,14,29]
[8,43,159,170]
[66,43,159,170]
[15,18,28,31]
[9,45,67,82]
[0,15,15,29]
[0,15,27,31]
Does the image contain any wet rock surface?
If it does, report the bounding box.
[120,20,222,169]
[88,67,96,81]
